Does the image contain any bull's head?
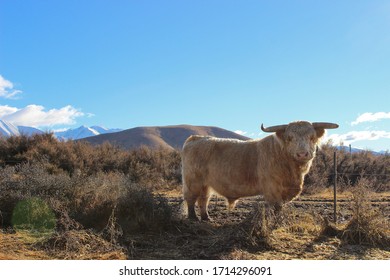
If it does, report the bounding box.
[261,121,339,163]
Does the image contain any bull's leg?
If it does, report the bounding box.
[197,186,212,221]
[265,202,284,229]
[273,202,283,216]
[263,189,285,227]
[183,182,201,221]
[186,198,198,221]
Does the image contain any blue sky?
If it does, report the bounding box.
[1,0,389,151]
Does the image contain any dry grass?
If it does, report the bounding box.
[0,230,126,260]
[37,230,126,260]
[339,181,390,247]
[0,231,51,260]
[237,202,272,249]
[1,191,390,260]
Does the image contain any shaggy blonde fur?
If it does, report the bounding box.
[181,121,334,221]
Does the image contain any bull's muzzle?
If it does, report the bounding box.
[295,151,312,162]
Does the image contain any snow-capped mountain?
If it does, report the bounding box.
[0,120,122,140]
[55,126,100,140]
[54,125,122,140]
[90,126,122,135]
[17,126,44,136]
[0,120,20,137]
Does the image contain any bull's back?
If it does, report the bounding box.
[182,136,260,195]
[182,135,248,166]
[181,135,216,172]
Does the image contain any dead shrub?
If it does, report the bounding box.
[69,172,172,234]
[237,202,324,252]
[237,202,272,249]
[123,146,181,190]
[101,206,123,244]
[0,134,182,191]
[70,172,126,231]
[304,144,390,193]
[0,162,73,228]
[47,198,82,232]
[340,180,390,247]
[116,183,172,234]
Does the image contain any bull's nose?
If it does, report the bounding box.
[297,152,310,159]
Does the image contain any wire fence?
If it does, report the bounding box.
[331,150,390,223]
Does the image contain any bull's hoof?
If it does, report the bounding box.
[201,215,213,222]
[188,214,199,221]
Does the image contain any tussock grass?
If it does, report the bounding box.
[237,202,274,249]
[340,180,390,247]
[319,179,390,248]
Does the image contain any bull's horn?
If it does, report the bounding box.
[261,123,288,133]
[312,122,339,129]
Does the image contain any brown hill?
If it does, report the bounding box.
[79,125,250,150]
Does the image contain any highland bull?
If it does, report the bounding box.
[181,121,339,221]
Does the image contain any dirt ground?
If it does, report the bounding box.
[1,191,390,260]
[124,192,390,260]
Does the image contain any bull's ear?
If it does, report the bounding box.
[315,128,326,138]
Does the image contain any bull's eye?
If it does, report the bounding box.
[286,136,293,142]
[310,136,316,142]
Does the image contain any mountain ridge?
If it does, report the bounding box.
[79,124,251,150]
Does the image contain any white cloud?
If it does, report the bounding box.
[351,112,390,126]
[0,105,18,117]
[0,75,22,99]
[325,130,390,145]
[0,104,84,127]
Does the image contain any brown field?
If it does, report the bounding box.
[1,189,389,260]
